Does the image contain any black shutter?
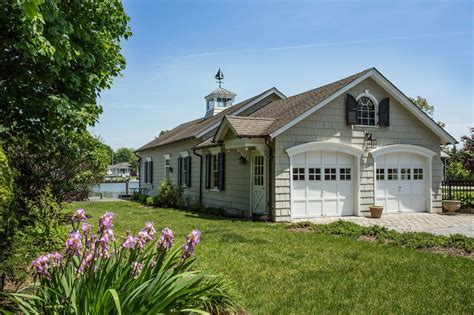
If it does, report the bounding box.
[150,161,153,184]
[178,157,183,186]
[144,161,148,184]
[186,156,192,187]
[346,94,358,125]
[205,154,211,189]
[378,97,390,127]
[217,152,225,191]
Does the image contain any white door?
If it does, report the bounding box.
[251,153,266,214]
[291,151,354,218]
[375,153,426,213]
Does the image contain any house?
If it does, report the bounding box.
[135,68,456,221]
[107,162,132,177]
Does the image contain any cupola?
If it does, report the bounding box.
[204,68,236,117]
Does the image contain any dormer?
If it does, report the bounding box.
[204,69,236,118]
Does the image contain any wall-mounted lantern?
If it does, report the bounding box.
[239,155,247,165]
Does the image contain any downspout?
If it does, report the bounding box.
[265,137,274,221]
[192,148,203,205]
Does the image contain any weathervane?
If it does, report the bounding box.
[215,68,224,87]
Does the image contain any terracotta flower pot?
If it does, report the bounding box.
[442,200,461,213]
[369,205,384,218]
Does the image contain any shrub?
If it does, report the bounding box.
[156,181,183,208]
[152,195,161,206]
[137,193,148,204]
[145,196,154,206]
[4,209,240,314]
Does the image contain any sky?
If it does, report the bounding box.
[93,0,474,150]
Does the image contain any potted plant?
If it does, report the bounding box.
[442,200,461,214]
[369,205,384,218]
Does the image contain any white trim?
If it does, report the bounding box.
[208,146,222,154]
[370,144,437,159]
[196,88,286,138]
[356,89,379,106]
[286,141,364,158]
[355,89,379,126]
[270,69,456,144]
[145,157,152,162]
[163,154,170,160]
[180,151,189,157]
[287,141,362,219]
[371,145,435,213]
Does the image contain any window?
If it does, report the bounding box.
[164,155,171,181]
[254,156,264,186]
[144,158,153,184]
[387,168,398,180]
[207,100,214,110]
[340,168,351,180]
[357,96,376,126]
[400,168,411,180]
[324,168,337,181]
[308,168,321,181]
[376,168,385,180]
[216,97,232,107]
[212,154,219,189]
[292,168,305,181]
[413,168,423,180]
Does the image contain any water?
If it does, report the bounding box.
[91,180,139,198]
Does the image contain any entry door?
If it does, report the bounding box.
[375,153,426,213]
[251,153,266,214]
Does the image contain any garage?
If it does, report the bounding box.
[372,145,436,214]
[287,143,363,219]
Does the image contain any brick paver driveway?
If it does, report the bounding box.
[302,213,474,237]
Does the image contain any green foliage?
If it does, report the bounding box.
[446,159,471,180]
[156,181,184,208]
[409,96,445,128]
[4,211,240,314]
[0,146,13,209]
[159,130,170,137]
[288,220,474,252]
[0,0,131,142]
[113,147,138,171]
[145,196,154,206]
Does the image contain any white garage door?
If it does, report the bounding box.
[375,152,426,213]
[291,151,354,218]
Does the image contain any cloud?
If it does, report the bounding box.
[185,30,473,58]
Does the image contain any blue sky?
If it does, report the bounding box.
[94,0,473,150]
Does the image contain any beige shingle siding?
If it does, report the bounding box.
[273,78,443,221]
[139,140,251,216]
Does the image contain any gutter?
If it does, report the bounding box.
[192,148,203,205]
[265,137,274,221]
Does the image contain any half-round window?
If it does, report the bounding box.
[357,96,375,126]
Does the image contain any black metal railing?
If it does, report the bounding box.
[441,180,474,208]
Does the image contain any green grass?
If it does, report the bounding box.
[67,201,474,314]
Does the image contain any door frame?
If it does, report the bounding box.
[286,142,363,220]
[371,144,437,213]
[250,150,267,215]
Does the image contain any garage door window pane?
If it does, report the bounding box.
[376,168,385,180]
[293,168,305,181]
[324,168,336,181]
[340,168,351,180]
[400,168,411,180]
[387,168,398,180]
[308,168,321,181]
[413,168,423,180]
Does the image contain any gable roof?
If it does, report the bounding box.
[136,87,285,152]
[266,67,456,144]
[214,116,276,141]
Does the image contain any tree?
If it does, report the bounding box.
[114,147,138,171]
[0,0,131,144]
[409,96,445,128]
[160,130,170,136]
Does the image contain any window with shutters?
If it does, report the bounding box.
[144,158,153,184]
[212,154,219,189]
[164,155,171,181]
[357,96,376,126]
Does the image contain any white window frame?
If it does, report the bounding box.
[164,154,171,181]
[180,151,189,187]
[211,154,219,190]
[355,89,379,127]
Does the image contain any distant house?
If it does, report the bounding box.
[107,162,131,177]
[136,68,456,221]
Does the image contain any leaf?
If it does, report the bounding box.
[107,289,122,315]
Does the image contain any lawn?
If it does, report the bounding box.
[67,201,474,314]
